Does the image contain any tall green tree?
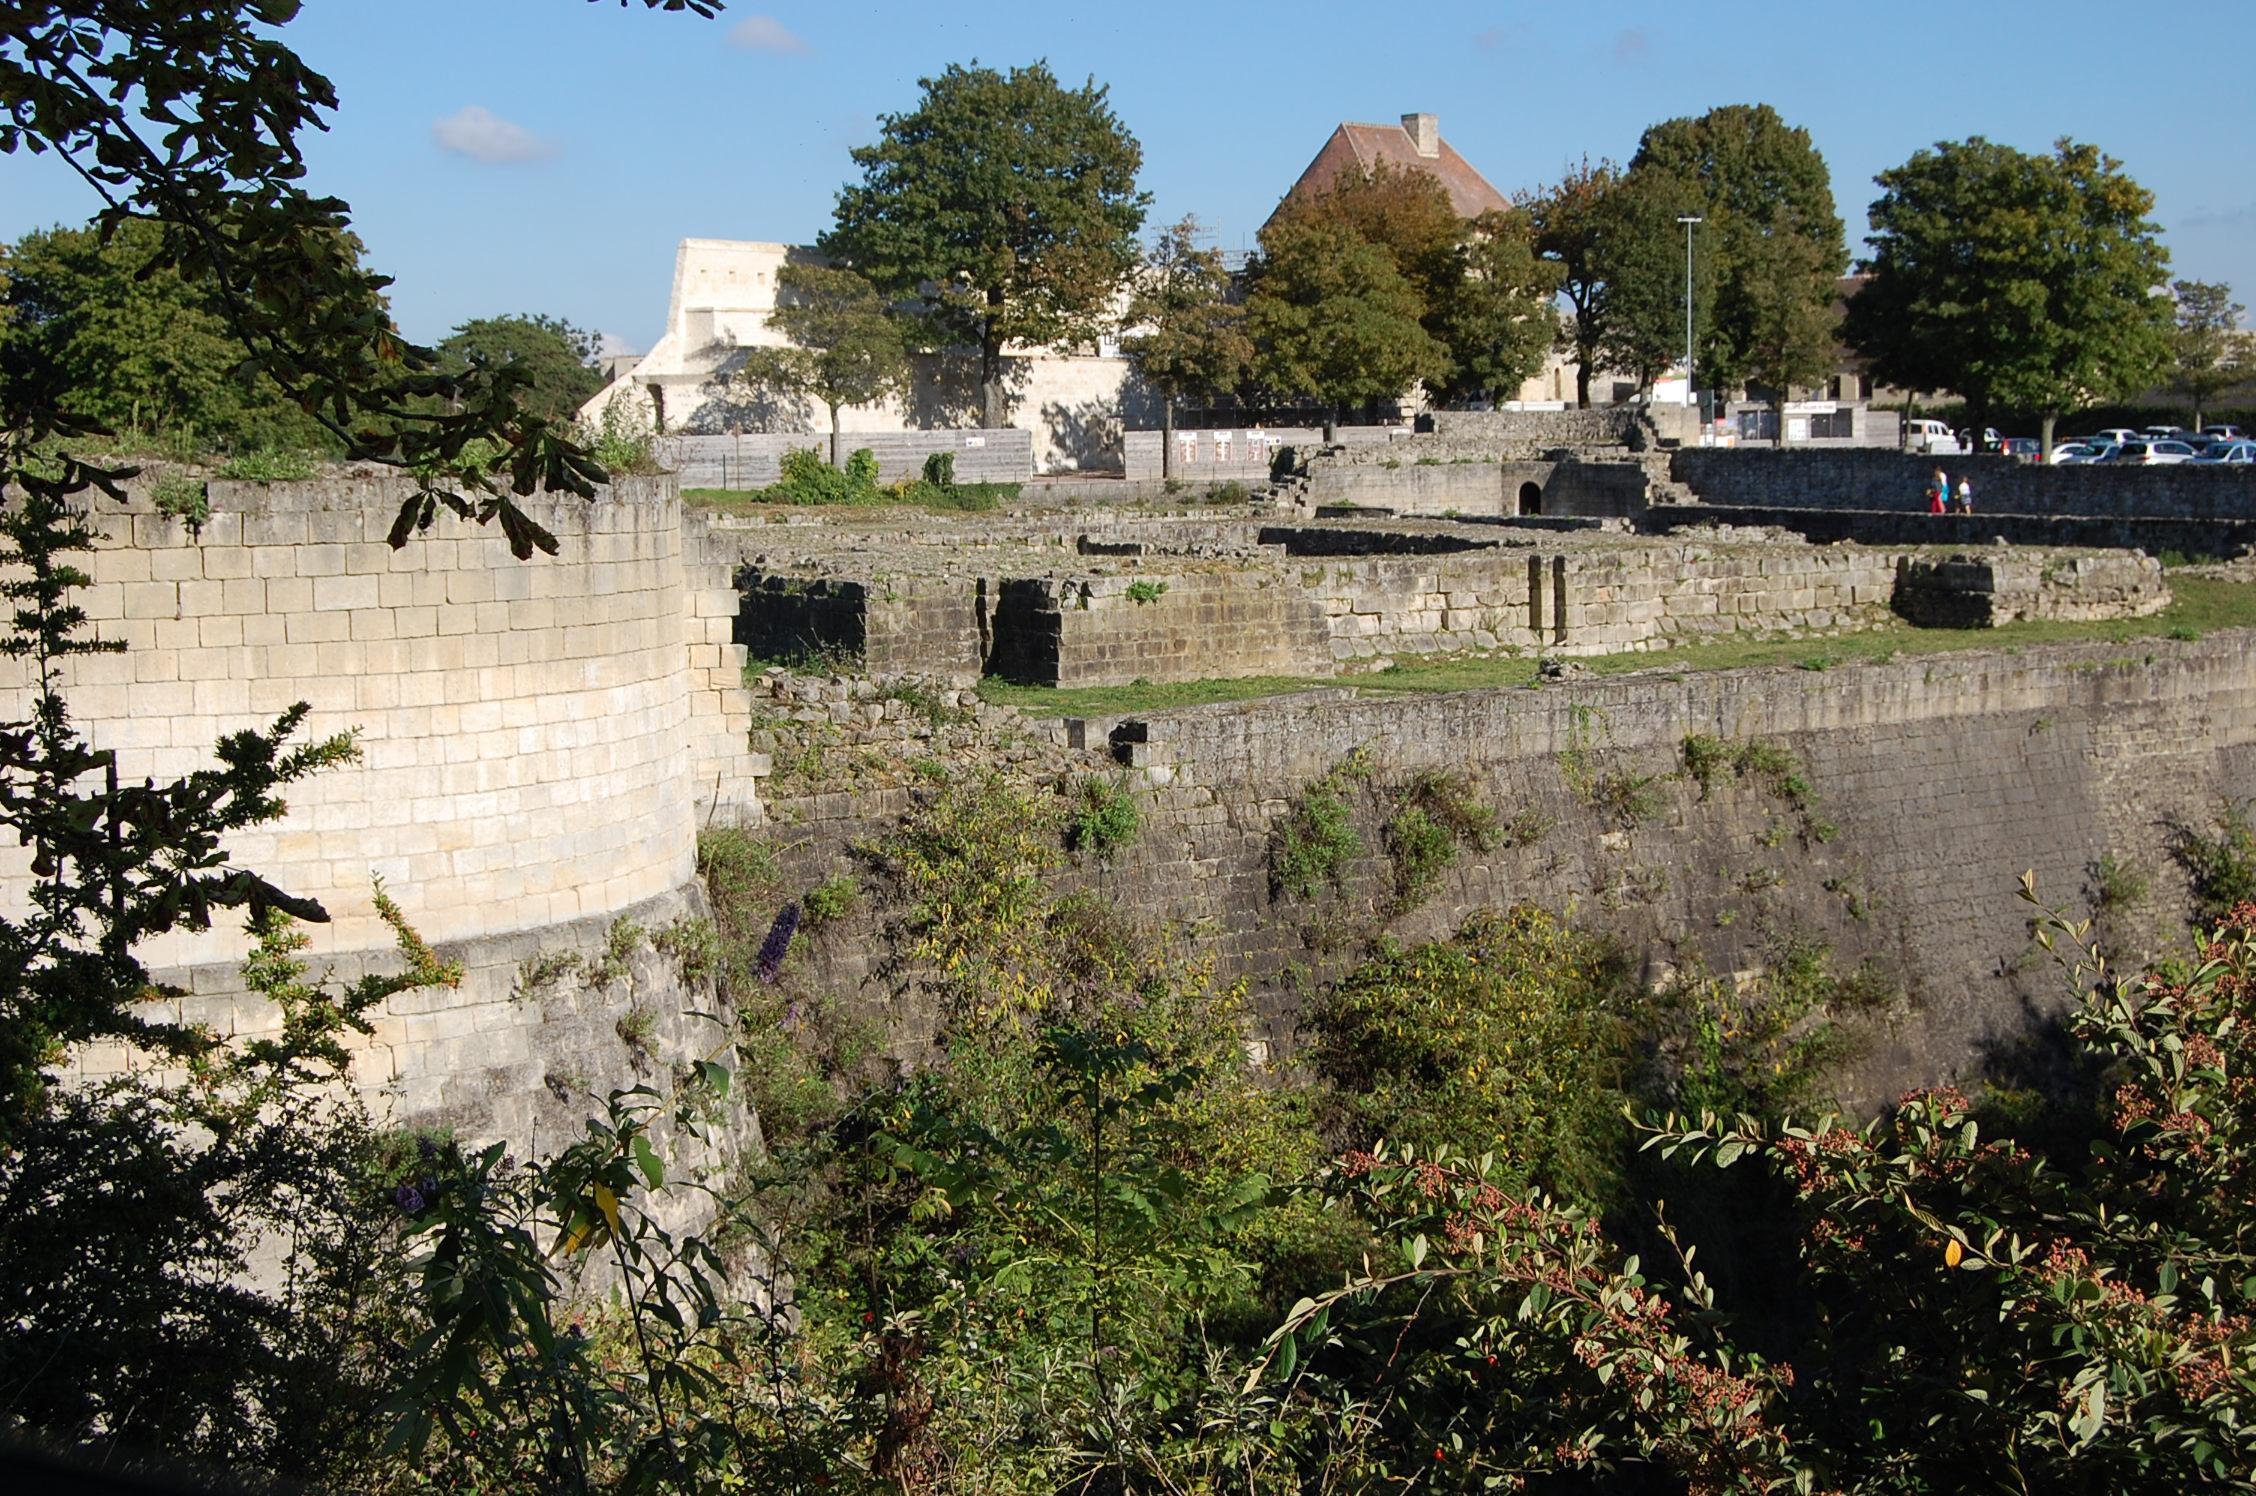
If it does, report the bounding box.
[1429,208,1562,407]
[432,314,603,428]
[0,218,335,454]
[1523,157,1622,408]
[2171,279,2246,429]
[1120,217,1253,478]
[733,263,911,463]
[824,61,1149,430]
[1590,168,1716,400]
[1630,104,1848,402]
[1244,214,1446,442]
[1845,137,2173,454]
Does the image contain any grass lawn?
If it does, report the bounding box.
[978,575,2256,718]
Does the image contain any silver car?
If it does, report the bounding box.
[2103,440,2197,465]
[2191,441,2256,465]
[2050,442,2112,465]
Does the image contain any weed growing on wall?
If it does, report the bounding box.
[1065,773,1142,860]
[1125,579,1169,604]
[1682,732,1836,842]
[1559,704,1669,829]
[1268,751,1374,902]
[1647,936,1900,1119]
[215,446,318,482]
[1382,769,1498,908]
[2091,852,2152,914]
[150,472,210,535]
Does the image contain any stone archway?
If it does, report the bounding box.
[1518,481,1543,516]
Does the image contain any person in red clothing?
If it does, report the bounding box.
[1928,467,1949,514]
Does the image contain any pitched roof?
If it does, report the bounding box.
[1272,116,1511,227]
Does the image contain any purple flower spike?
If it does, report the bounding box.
[757,903,801,984]
[394,1182,426,1215]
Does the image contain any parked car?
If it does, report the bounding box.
[1905,419,1963,455]
[2192,441,2256,465]
[2050,442,2110,465]
[2203,425,2249,443]
[2103,439,2197,465]
[2086,427,2143,446]
[2143,425,2194,442]
[2001,437,2042,461]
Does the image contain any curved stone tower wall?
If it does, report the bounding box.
[13,475,696,970]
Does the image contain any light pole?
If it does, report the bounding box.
[1677,215,1703,411]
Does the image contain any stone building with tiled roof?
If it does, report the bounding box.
[1268,112,1510,227]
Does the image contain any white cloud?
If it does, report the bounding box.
[431,105,556,165]
[729,15,810,54]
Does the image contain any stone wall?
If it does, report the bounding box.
[1641,503,2256,558]
[1892,551,2170,627]
[3,476,701,970]
[1674,448,2256,520]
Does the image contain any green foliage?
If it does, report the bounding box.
[801,871,859,927]
[2171,279,2246,427]
[1648,936,1897,1118]
[1,3,720,561]
[1066,773,1142,859]
[1847,137,2173,445]
[2092,852,2151,914]
[578,393,662,477]
[1308,908,1639,1206]
[1629,103,1849,398]
[824,60,1148,423]
[1430,206,1564,406]
[2172,801,2256,923]
[1382,769,1497,907]
[1524,155,1624,407]
[920,448,954,487]
[1247,179,1450,421]
[150,472,211,534]
[432,313,603,426]
[731,263,910,437]
[650,915,722,985]
[1268,756,1371,901]
[1124,578,1168,604]
[1123,215,1254,412]
[585,915,644,990]
[0,217,338,456]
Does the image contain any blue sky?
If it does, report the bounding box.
[4,0,2249,350]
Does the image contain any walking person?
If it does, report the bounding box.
[1928,466,1949,514]
[1955,475,1974,514]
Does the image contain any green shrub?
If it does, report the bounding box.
[802,872,859,927]
[2092,852,2150,913]
[1066,774,1141,859]
[1125,579,1169,604]
[921,449,955,487]
[1307,907,1639,1206]
[150,473,211,535]
[844,446,879,489]
[1270,766,1366,902]
[1383,770,1497,906]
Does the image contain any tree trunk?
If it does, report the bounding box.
[1902,396,1917,451]
[1771,390,1787,450]
[1323,407,1338,446]
[829,403,842,468]
[1575,353,1592,410]
[981,308,1006,430]
[1161,399,1174,481]
[2040,412,2057,460]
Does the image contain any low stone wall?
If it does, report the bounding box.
[1425,406,1696,449]
[1306,459,1508,514]
[1893,552,2170,628]
[1640,503,2256,558]
[1674,448,2256,520]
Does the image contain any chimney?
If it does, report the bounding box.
[1402,112,1439,159]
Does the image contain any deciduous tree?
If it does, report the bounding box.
[823,61,1148,430]
[1590,168,1715,400]
[1121,217,1252,478]
[1845,137,2173,454]
[433,313,604,428]
[1523,157,1622,408]
[2171,279,2246,430]
[732,263,911,464]
[1429,208,1562,407]
[1630,104,1848,402]
[1244,215,1445,442]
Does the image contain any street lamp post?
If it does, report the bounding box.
[1677,215,1703,412]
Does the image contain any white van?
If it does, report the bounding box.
[1904,419,1963,455]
